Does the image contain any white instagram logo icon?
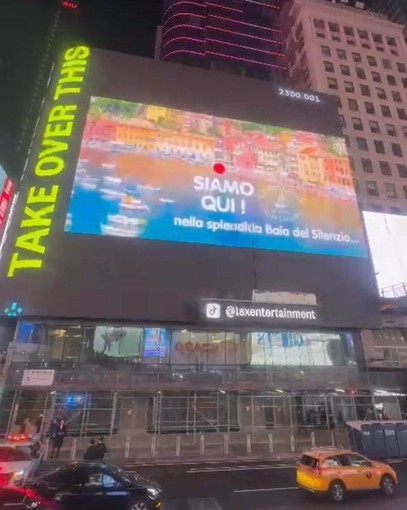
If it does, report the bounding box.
[206,303,221,319]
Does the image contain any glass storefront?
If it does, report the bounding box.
[11,322,357,370]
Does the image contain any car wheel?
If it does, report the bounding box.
[130,499,150,510]
[329,480,346,503]
[381,475,395,497]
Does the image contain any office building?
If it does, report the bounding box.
[279,0,407,214]
[370,0,407,39]
[158,0,286,80]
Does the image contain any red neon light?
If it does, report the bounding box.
[162,36,205,49]
[206,37,284,56]
[207,25,284,45]
[207,50,287,69]
[164,12,205,26]
[163,1,204,19]
[162,23,206,39]
[162,49,206,60]
[208,14,280,33]
[213,163,226,175]
[0,178,13,229]
[207,2,243,12]
[245,0,280,9]
[61,0,78,9]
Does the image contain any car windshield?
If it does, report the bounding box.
[0,446,31,462]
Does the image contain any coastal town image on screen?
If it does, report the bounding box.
[66,97,367,258]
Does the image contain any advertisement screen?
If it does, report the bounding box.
[363,211,407,295]
[66,98,365,257]
[0,47,379,328]
[0,164,13,231]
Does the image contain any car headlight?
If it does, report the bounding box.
[147,487,160,498]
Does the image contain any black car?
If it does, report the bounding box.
[22,462,162,510]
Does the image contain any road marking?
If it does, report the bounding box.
[187,465,295,473]
[3,504,22,507]
[234,487,298,493]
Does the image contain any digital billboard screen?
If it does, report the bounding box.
[0,47,379,327]
[363,211,407,295]
[66,98,365,257]
[0,164,13,231]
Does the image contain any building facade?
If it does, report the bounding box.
[279,0,407,214]
[158,0,286,80]
[370,0,407,40]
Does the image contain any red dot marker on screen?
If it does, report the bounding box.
[213,162,226,175]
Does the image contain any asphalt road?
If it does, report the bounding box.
[2,458,407,510]
[123,458,407,510]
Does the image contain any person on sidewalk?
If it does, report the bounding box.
[96,436,108,461]
[49,418,67,459]
[83,439,100,461]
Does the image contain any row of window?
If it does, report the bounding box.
[349,136,404,157]
[353,158,407,178]
[354,179,407,199]
[328,77,407,103]
[339,96,407,121]
[313,18,400,55]
[321,45,406,73]
[323,60,406,88]
[341,117,407,139]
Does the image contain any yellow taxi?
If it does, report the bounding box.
[297,447,398,503]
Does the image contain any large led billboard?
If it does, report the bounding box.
[363,211,407,295]
[0,164,13,231]
[0,47,379,327]
[66,98,365,257]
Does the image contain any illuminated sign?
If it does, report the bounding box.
[65,97,367,258]
[363,211,407,295]
[0,173,13,230]
[7,46,90,278]
[61,1,78,9]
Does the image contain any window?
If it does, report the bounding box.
[316,32,325,39]
[357,137,368,151]
[386,123,396,136]
[372,71,381,82]
[356,67,366,79]
[385,183,398,198]
[341,454,371,467]
[403,125,407,138]
[403,77,407,88]
[332,34,340,42]
[340,64,350,76]
[361,42,370,49]
[376,87,386,99]
[314,19,325,29]
[352,52,362,63]
[397,62,407,73]
[366,180,379,196]
[336,49,347,60]
[390,48,398,56]
[358,29,368,40]
[329,22,339,32]
[339,115,346,127]
[361,158,373,173]
[373,33,383,44]
[392,91,402,102]
[379,161,392,176]
[344,81,355,93]
[374,140,385,154]
[397,108,407,120]
[369,120,380,134]
[348,98,359,111]
[344,26,354,37]
[367,55,377,66]
[364,102,375,114]
[392,143,403,157]
[386,36,397,46]
[387,75,397,86]
[300,455,319,468]
[327,77,338,89]
[322,457,342,468]
[336,96,342,108]
[398,164,407,178]
[382,59,392,69]
[352,117,363,130]
[360,84,370,96]
[324,61,334,72]
[321,45,331,57]
[381,105,391,118]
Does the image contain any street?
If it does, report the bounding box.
[125,458,407,510]
[2,458,407,510]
